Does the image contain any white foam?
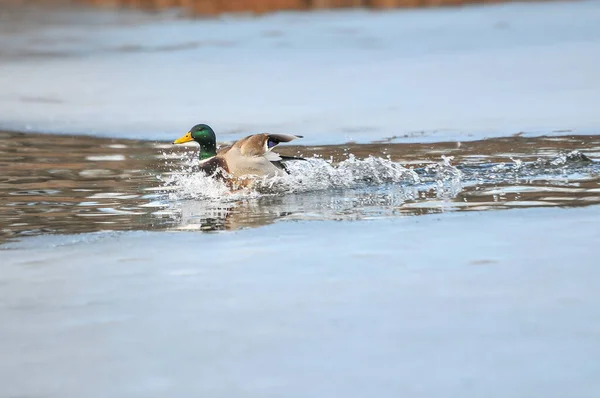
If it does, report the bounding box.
[160,154,422,201]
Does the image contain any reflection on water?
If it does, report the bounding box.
[1,131,599,243]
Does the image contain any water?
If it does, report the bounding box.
[2,2,600,396]
[1,131,599,242]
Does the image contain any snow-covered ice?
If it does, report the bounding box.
[1,1,599,143]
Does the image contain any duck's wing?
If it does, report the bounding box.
[234,133,303,158]
[265,133,303,149]
[217,145,232,155]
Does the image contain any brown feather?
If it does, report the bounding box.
[233,133,303,157]
[266,133,303,143]
[217,145,232,155]
[198,156,230,180]
[234,134,267,157]
[194,133,303,184]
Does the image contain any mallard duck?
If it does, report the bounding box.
[173,124,304,182]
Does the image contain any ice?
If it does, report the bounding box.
[1,206,600,397]
[1,1,600,143]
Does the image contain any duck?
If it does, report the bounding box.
[172,124,304,184]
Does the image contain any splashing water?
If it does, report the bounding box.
[2,132,600,240]
[159,149,599,200]
[159,153,423,199]
[151,145,600,230]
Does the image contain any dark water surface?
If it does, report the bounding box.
[1,131,599,243]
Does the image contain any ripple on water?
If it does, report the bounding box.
[1,132,600,242]
[86,155,126,162]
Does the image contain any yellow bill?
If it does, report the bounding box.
[173,132,193,144]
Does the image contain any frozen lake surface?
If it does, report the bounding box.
[1,1,600,396]
[2,206,600,398]
[1,1,600,143]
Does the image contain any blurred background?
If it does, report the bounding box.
[1,0,599,143]
[3,0,506,15]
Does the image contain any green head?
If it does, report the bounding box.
[173,124,217,160]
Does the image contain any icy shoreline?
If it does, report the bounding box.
[1,1,599,144]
